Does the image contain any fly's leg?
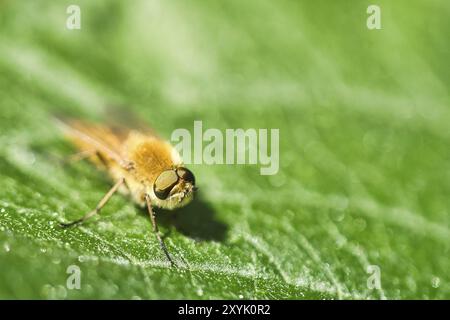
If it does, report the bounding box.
[49,149,95,167]
[66,150,96,164]
[60,178,125,228]
[120,160,135,171]
[56,150,108,169]
[145,194,176,267]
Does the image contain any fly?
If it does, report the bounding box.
[57,118,197,267]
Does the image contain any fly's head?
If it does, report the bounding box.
[152,167,196,209]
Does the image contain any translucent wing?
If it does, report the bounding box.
[55,113,181,181]
[55,118,129,164]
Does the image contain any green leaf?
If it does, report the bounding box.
[0,0,449,299]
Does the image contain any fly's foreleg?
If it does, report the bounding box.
[145,194,176,267]
[60,178,125,228]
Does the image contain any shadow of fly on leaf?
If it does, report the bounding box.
[54,114,200,268]
[158,195,228,242]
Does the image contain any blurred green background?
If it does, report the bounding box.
[0,0,449,299]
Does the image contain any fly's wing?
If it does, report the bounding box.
[55,110,183,181]
[55,117,132,167]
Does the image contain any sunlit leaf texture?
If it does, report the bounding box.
[0,0,449,299]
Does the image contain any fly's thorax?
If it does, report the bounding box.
[127,138,181,184]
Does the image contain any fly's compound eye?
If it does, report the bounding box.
[176,167,195,186]
[153,170,179,200]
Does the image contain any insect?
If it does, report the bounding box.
[57,118,197,267]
